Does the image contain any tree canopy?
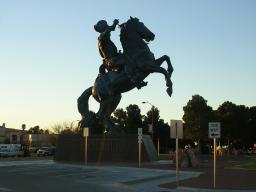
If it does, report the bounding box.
[183,95,214,145]
[183,95,256,150]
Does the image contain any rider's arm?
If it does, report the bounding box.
[102,19,118,40]
[108,19,119,32]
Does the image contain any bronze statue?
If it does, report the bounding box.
[78,17,173,134]
[94,19,120,75]
[94,19,147,89]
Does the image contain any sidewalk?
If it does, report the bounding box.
[145,155,256,191]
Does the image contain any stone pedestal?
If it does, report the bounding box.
[54,134,158,163]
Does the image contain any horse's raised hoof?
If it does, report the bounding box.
[166,87,172,97]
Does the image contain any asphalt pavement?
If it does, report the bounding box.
[1,160,253,192]
[0,160,200,192]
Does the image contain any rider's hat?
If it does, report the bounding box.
[94,20,109,33]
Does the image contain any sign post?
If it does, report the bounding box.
[157,137,160,157]
[138,128,143,168]
[83,128,89,165]
[170,120,183,187]
[208,122,221,189]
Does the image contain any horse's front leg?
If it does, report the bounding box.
[147,65,172,97]
[153,56,173,97]
[155,55,173,76]
[144,63,172,88]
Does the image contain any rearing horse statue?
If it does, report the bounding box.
[78,17,173,133]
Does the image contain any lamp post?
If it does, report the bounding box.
[142,101,159,156]
[142,101,154,137]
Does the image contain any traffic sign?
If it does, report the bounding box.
[138,128,143,136]
[170,120,183,139]
[138,128,143,143]
[208,122,221,139]
[83,128,89,137]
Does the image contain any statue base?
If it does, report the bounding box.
[54,134,158,163]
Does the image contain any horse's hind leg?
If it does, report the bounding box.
[144,63,172,87]
[155,55,173,75]
[106,94,123,134]
[96,94,122,134]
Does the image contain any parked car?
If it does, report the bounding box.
[0,149,23,157]
[37,147,56,156]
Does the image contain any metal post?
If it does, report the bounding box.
[176,137,179,187]
[83,128,89,166]
[141,102,154,141]
[157,137,160,157]
[151,106,154,141]
[175,123,179,187]
[85,136,88,165]
[139,142,141,168]
[213,138,216,188]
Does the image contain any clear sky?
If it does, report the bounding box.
[1,0,256,130]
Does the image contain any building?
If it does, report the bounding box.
[0,123,57,147]
[0,123,24,144]
[22,134,57,147]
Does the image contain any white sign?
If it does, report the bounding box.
[138,128,143,143]
[138,135,143,143]
[208,122,221,139]
[170,120,183,139]
[83,128,89,137]
[138,128,143,136]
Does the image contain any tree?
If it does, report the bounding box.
[156,119,171,153]
[216,101,250,148]
[249,107,256,146]
[85,111,104,134]
[21,124,26,131]
[142,107,160,138]
[112,108,127,130]
[183,95,214,151]
[125,104,143,133]
[50,121,81,134]
[28,126,45,134]
[141,107,171,152]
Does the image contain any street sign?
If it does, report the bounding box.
[138,128,143,143]
[208,122,221,139]
[170,119,183,187]
[138,128,142,136]
[208,122,221,188]
[138,128,143,167]
[83,128,89,137]
[138,136,142,143]
[170,120,183,139]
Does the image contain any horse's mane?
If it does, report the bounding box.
[120,17,139,32]
[120,17,140,45]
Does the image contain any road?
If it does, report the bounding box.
[0,160,200,192]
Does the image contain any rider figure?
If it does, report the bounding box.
[94,19,147,89]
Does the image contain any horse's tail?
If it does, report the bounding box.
[77,86,93,121]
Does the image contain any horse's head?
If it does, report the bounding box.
[121,17,155,43]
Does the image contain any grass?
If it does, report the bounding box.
[226,155,256,171]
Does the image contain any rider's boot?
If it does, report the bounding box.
[136,81,148,89]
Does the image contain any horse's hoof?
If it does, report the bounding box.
[166,87,172,97]
[166,81,172,87]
